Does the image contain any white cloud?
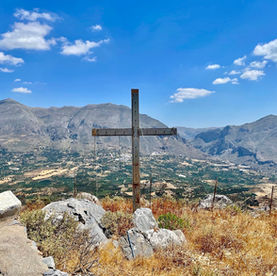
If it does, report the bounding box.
[61,38,109,56]
[228,70,240,75]
[12,87,31,93]
[254,39,277,62]
[90,24,102,31]
[14,78,21,82]
[0,67,14,73]
[0,52,24,65]
[0,22,55,50]
[240,69,265,81]
[170,88,214,102]
[23,81,32,85]
[84,56,97,62]
[249,60,268,69]
[233,55,246,66]
[231,78,239,85]
[205,64,221,70]
[14,9,56,22]
[213,77,231,85]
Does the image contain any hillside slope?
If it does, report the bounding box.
[191,115,277,165]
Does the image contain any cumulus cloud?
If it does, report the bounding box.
[254,39,277,62]
[0,67,14,73]
[12,87,31,93]
[0,52,24,65]
[170,88,214,102]
[206,64,221,70]
[240,69,265,81]
[90,24,102,31]
[250,60,268,69]
[0,22,55,50]
[233,55,246,66]
[228,70,240,75]
[14,8,56,22]
[213,77,238,85]
[61,38,109,56]
[14,78,21,82]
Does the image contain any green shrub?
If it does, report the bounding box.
[158,212,190,230]
[100,211,133,238]
[20,209,98,273]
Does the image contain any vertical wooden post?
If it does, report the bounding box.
[149,174,152,209]
[269,185,274,215]
[211,178,218,210]
[132,89,140,212]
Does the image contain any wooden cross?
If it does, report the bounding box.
[92,89,177,212]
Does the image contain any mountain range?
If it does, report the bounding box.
[1,98,277,170]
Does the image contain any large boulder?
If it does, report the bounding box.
[144,229,186,250]
[198,194,233,209]
[43,198,107,244]
[0,218,48,276]
[120,208,186,259]
[0,191,22,219]
[119,228,153,260]
[133,208,158,232]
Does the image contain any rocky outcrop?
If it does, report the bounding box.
[119,228,154,260]
[43,198,107,244]
[0,191,22,218]
[133,208,158,232]
[119,208,186,259]
[0,218,48,276]
[198,194,233,209]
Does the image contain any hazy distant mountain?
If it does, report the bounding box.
[191,115,277,165]
[177,127,221,140]
[0,98,203,157]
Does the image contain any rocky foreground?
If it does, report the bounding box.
[0,190,276,275]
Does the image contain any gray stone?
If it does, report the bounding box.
[198,194,233,209]
[76,192,101,206]
[0,218,48,276]
[0,191,22,218]
[133,208,158,233]
[144,228,186,250]
[43,198,107,244]
[43,269,68,276]
[43,256,55,269]
[119,228,153,260]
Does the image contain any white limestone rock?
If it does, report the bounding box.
[198,194,233,209]
[119,228,153,260]
[133,208,158,233]
[43,198,107,244]
[144,228,186,250]
[0,190,22,218]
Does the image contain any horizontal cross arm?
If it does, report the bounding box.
[139,128,177,136]
[92,127,177,136]
[92,128,131,136]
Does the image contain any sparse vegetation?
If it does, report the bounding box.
[20,209,99,273]
[19,196,277,275]
[101,210,133,237]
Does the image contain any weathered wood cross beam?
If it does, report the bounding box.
[92,89,177,212]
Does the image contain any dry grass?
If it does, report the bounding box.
[99,197,277,276]
[22,196,277,275]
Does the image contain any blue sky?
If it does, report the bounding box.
[0,0,277,127]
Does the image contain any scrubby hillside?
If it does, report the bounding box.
[20,196,277,276]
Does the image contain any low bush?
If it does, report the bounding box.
[158,212,189,230]
[100,210,133,237]
[20,209,98,273]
